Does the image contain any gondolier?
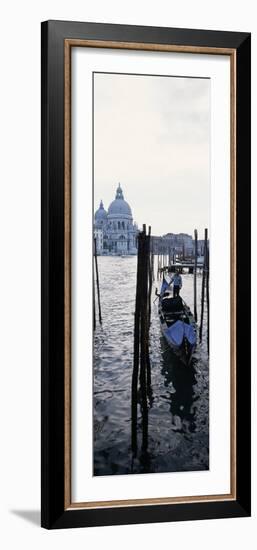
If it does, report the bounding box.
[157,271,196,366]
[171,270,182,297]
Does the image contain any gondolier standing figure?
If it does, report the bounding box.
[171,270,182,297]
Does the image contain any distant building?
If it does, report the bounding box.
[94,227,103,253]
[152,233,193,256]
[151,233,209,258]
[94,183,138,255]
[163,233,193,255]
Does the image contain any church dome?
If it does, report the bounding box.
[95,200,107,222]
[108,183,132,218]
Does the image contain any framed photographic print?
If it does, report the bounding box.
[41,20,251,529]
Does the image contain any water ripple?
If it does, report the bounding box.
[94,256,209,476]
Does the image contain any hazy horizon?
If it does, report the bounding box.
[93,72,210,237]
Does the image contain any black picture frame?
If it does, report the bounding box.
[41,20,251,529]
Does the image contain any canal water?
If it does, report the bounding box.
[93,256,209,476]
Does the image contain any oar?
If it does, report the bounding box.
[153,275,174,304]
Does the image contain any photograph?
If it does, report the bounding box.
[93,71,210,476]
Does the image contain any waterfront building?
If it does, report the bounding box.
[94,183,138,255]
[152,233,193,256]
[94,227,104,254]
[152,233,209,259]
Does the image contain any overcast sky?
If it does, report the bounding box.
[93,72,210,237]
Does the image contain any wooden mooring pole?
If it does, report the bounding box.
[131,225,152,455]
[199,228,209,352]
[148,227,152,328]
[146,227,152,391]
[131,232,143,455]
[194,229,198,322]
[140,226,149,452]
[94,237,102,325]
[206,243,210,354]
[93,271,96,331]
[199,229,207,342]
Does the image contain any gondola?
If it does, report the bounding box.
[157,275,197,366]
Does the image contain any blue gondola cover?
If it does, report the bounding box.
[165,320,196,347]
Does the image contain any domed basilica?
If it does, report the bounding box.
[94,183,138,255]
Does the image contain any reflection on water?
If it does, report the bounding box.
[93,256,209,476]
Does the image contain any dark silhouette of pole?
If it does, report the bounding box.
[146,228,152,390]
[199,228,208,342]
[94,238,102,324]
[140,227,149,452]
[132,225,152,455]
[148,227,152,325]
[206,244,210,354]
[131,232,143,455]
[194,229,198,322]
[93,270,96,331]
